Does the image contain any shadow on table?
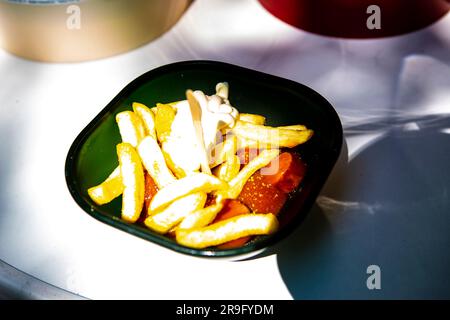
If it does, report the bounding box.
[274,113,450,299]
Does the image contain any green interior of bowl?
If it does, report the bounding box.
[66,61,342,257]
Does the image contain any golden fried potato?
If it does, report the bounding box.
[149,173,227,212]
[235,136,270,151]
[238,113,266,125]
[217,149,280,199]
[213,154,240,182]
[86,82,312,251]
[155,103,176,144]
[94,110,146,206]
[277,124,307,131]
[87,166,123,205]
[144,192,206,234]
[137,136,176,189]
[116,111,146,148]
[209,135,237,168]
[232,120,313,148]
[176,213,279,249]
[117,143,145,223]
[178,202,224,230]
[132,102,156,139]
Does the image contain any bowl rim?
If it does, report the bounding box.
[64,60,343,258]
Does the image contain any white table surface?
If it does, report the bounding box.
[1,0,450,299]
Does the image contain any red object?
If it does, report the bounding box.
[238,172,288,215]
[262,152,306,193]
[259,0,450,38]
[213,200,252,249]
[140,172,158,222]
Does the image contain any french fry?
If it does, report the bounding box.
[236,136,270,151]
[132,102,156,139]
[277,124,307,131]
[145,192,206,234]
[87,166,123,205]
[117,143,145,223]
[149,173,227,212]
[88,110,147,205]
[116,111,146,148]
[213,155,240,182]
[175,213,279,249]
[155,103,176,144]
[232,120,313,148]
[86,82,313,251]
[217,149,280,199]
[235,126,306,150]
[238,113,266,125]
[178,202,224,230]
[209,135,237,168]
[137,136,176,189]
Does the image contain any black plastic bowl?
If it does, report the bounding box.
[65,60,342,258]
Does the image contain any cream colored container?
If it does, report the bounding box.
[0,0,190,62]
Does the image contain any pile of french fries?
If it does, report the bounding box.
[88,83,313,249]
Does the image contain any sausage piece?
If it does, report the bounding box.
[238,172,287,215]
[262,152,306,193]
[139,171,159,223]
